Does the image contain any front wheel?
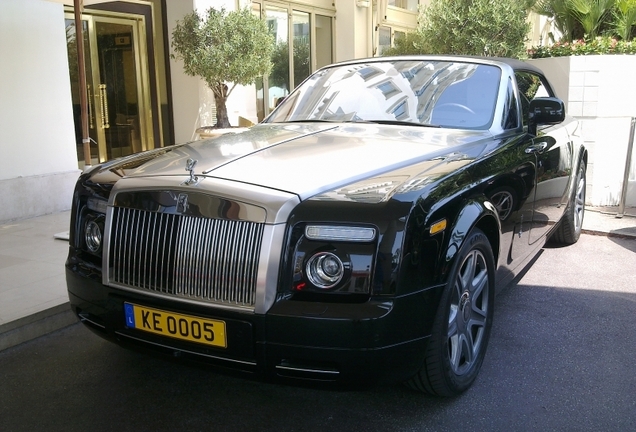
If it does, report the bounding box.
[552,163,586,245]
[406,228,495,396]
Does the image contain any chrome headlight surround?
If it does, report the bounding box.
[84,219,103,253]
[80,198,107,256]
[305,252,345,289]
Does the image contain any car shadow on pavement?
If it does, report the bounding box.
[3,282,636,431]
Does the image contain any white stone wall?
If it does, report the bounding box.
[529,56,636,207]
[165,0,200,143]
[0,0,80,223]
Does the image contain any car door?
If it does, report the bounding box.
[515,71,573,244]
[486,78,537,280]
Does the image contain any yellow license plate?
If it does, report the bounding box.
[124,303,227,348]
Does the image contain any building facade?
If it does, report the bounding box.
[15,1,618,223]
[0,0,425,223]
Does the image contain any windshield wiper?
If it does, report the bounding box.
[278,119,441,128]
[282,119,335,123]
[354,120,441,128]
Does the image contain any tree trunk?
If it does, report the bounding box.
[212,83,231,129]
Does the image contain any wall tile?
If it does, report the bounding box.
[582,101,598,117]
[583,86,599,102]
[569,101,583,117]
[569,86,584,102]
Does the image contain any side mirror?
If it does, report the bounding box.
[528,97,565,135]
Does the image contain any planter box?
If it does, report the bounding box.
[528,55,636,207]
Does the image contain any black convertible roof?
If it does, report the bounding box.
[484,56,544,74]
[332,55,545,75]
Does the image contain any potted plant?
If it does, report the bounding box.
[171,7,274,130]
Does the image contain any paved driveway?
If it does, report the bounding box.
[1,234,635,431]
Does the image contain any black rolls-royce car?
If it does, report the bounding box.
[66,56,586,396]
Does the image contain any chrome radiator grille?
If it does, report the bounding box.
[109,206,264,307]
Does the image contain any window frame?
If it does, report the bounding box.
[514,70,555,131]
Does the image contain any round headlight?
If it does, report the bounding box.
[305,252,344,289]
[85,220,102,253]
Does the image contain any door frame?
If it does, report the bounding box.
[65,9,154,164]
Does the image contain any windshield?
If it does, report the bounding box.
[266,60,502,130]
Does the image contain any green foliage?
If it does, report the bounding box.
[534,0,585,41]
[568,0,616,39]
[381,32,428,56]
[614,0,636,39]
[533,0,636,42]
[382,0,531,58]
[419,0,531,57]
[171,7,274,128]
[528,35,636,57]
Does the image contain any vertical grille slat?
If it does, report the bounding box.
[200,220,213,300]
[109,206,263,308]
[159,213,170,293]
[123,208,132,286]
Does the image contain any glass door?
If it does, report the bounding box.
[66,18,98,165]
[265,5,290,115]
[66,13,153,166]
[253,2,334,121]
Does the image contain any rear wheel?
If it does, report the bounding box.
[406,228,495,396]
[552,163,586,245]
[488,186,516,222]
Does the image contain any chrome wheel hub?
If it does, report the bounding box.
[459,291,471,322]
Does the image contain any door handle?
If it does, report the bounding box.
[99,84,110,129]
[87,84,94,129]
[525,141,548,154]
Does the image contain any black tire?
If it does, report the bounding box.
[552,163,586,245]
[488,186,516,222]
[406,228,495,397]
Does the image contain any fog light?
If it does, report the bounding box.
[306,252,344,289]
[85,220,102,253]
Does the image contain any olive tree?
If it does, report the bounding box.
[171,7,274,128]
[384,0,532,58]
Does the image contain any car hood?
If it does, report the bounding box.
[105,123,495,201]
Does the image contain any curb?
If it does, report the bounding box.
[0,303,78,352]
[582,228,636,239]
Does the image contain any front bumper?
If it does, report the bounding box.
[66,265,436,385]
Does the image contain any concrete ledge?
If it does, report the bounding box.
[0,170,80,224]
[0,303,78,352]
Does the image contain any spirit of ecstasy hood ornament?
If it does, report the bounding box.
[182,158,199,185]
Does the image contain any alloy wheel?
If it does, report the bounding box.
[447,249,489,376]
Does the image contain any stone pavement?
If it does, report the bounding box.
[1,206,635,352]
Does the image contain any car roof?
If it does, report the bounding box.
[479,56,544,74]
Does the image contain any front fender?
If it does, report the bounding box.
[442,198,500,282]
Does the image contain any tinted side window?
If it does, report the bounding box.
[515,72,552,128]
